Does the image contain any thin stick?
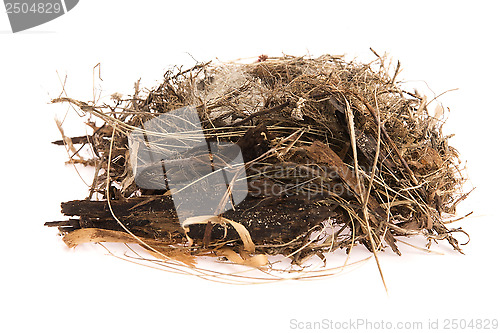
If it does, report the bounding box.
[231,101,290,127]
[362,90,388,293]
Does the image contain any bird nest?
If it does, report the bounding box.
[47,53,469,283]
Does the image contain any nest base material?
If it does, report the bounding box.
[46,54,468,269]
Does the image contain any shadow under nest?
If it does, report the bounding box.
[46,54,469,271]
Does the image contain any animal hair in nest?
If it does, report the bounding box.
[47,54,469,272]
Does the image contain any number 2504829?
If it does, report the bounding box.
[5,2,62,14]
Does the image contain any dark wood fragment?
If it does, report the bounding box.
[52,135,89,146]
[53,193,342,245]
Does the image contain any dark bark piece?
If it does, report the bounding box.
[52,135,90,146]
[52,193,342,246]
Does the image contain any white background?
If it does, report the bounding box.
[1,1,499,332]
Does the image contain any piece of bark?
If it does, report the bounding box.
[52,193,343,246]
